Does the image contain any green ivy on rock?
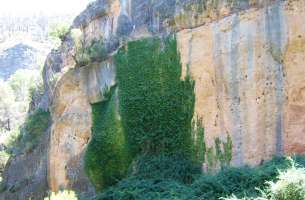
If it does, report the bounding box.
[84,87,130,191]
[115,36,195,157]
[85,35,232,191]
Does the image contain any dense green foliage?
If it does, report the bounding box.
[89,154,202,200]
[224,158,305,200]
[192,118,206,163]
[85,87,130,191]
[115,36,195,157]
[89,156,305,200]
[85,36,200,190]
[92,178,195,200]
[192,156,305,199]
[130,154,201,184]
[84,36,234,192]
[49,23,70,42]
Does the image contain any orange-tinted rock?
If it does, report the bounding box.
[283,0,305,155]
[177,0,305,166]
[49,69,94,195]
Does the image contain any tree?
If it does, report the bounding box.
[0,80,15,131]
[8,69,41,102]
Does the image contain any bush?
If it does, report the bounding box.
[222,158,305,200]
[193,157,294,199]
[44,190,78,200]
[71,28,89,66]
[130,154,201,184]
[71,28,107,67]
[90,156,305,200]
[267,160,305,200]
[73,39,106,67]
[22,109,50,152]
[92,178,195,200]
[24,109,50,136]
[49,23,70,42]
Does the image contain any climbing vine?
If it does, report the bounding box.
[115,36,195,157]
[84,87,130,191]
[206,135,233,170]
[192,117,206,162]
[85,35,233,190]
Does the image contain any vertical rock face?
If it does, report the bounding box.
[177,2,287,166]
[79,60,116,104]
[40,0,305,194]
[49,69,94,196]
[283,0,305,155]
[48,60,116,195]
[177,0,305,166]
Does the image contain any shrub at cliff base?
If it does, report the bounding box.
[92,178,195,200]
[130,154,201,184]
[224,158,305,200]
[89,156,305,200]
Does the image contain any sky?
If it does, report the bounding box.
[0,0,93,16]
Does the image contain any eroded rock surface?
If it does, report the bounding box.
[49,69,94,196]
[178,0,305,166]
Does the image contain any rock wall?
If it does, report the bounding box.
[39,0,305,194]
[47,60,116,194]
[283,0,305,155]
[177,0,305,166]
[48,69,94,196]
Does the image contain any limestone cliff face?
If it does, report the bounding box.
[47,60,115,196]
[177,0,305,166]
[39,0,305,194]
[48,69,93,195]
